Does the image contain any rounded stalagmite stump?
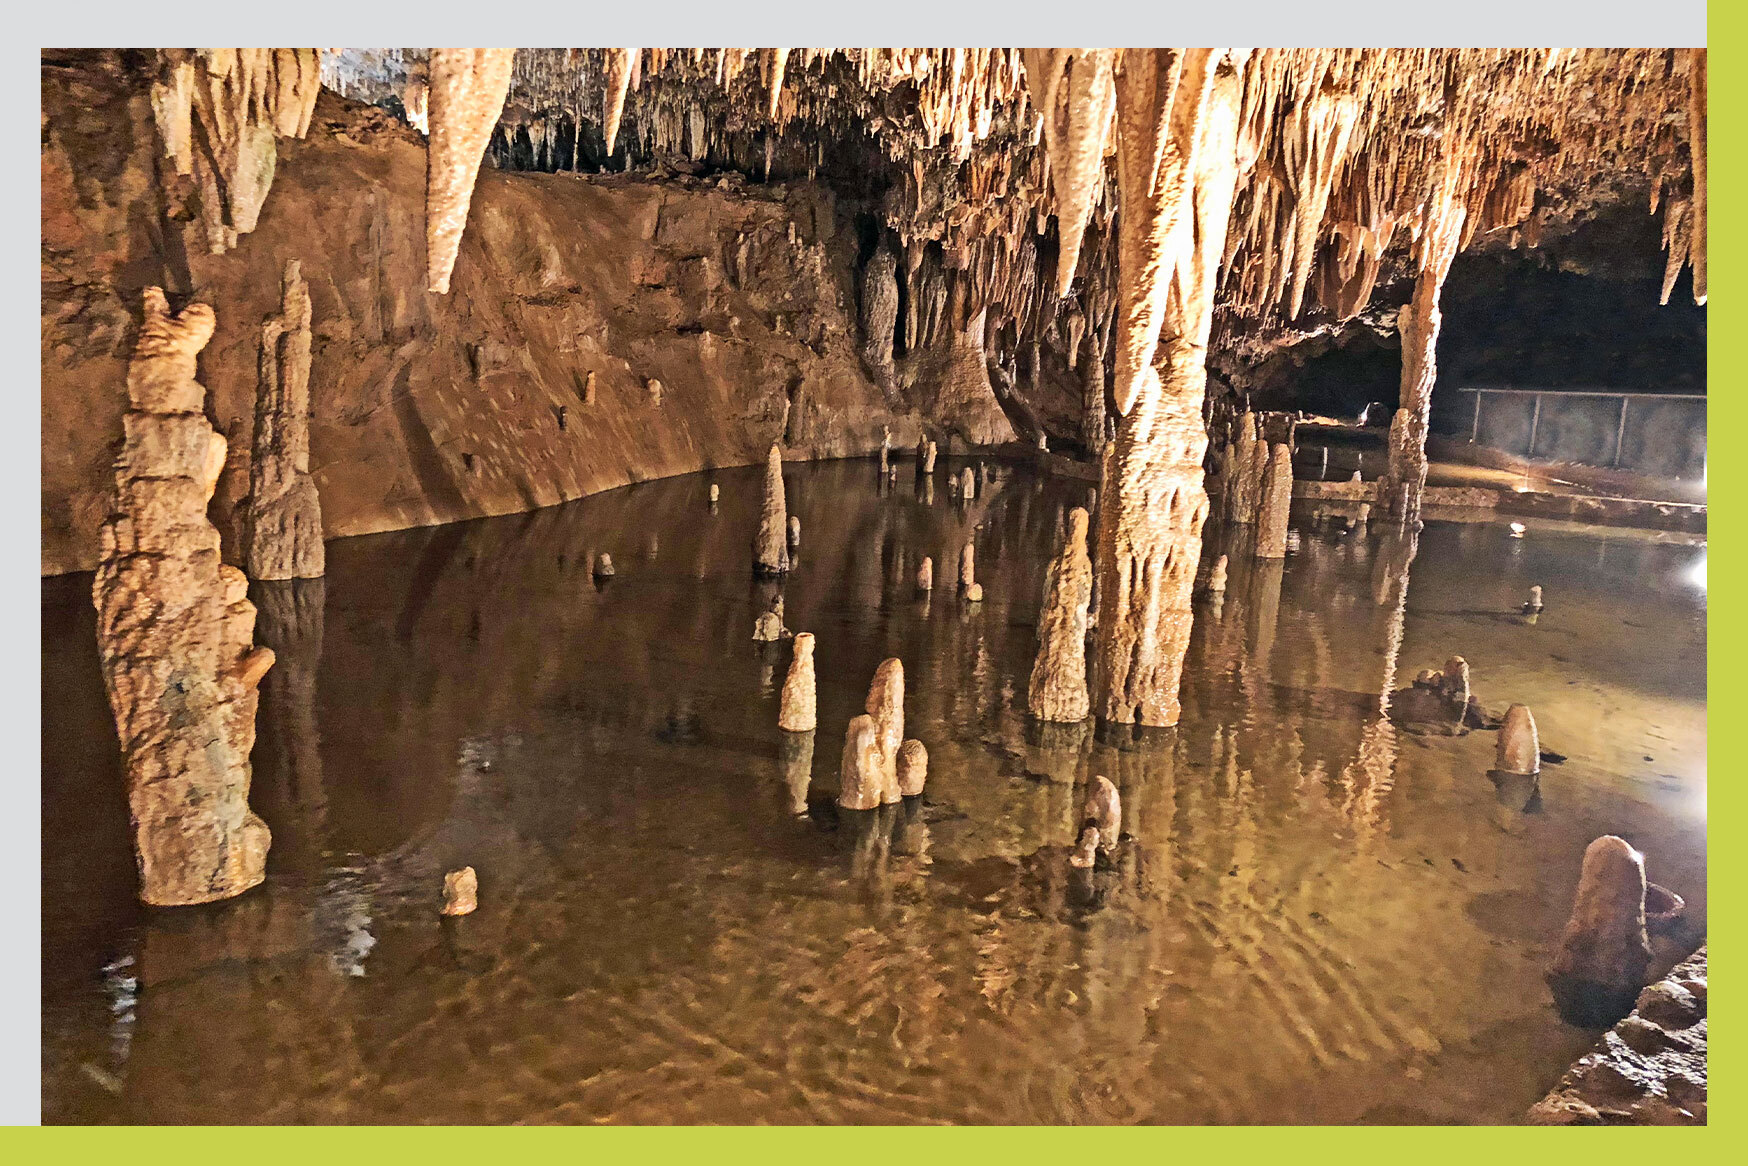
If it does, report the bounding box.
[964,582,984,602]
[865,658,905,804]
[838,714,884,811]
[1497,703,1540,775]
[959,540,976,589]
[1070,825,1101,869]
[1548,836,1654,1026]
[897,739,928,797]
[708,483,720,508]
[442,866,478,916]
[1085,775,1120,852]
[916,557,934,592]
[594,552,615,578]
[1256,443,1293,558]
[779,633,817,732]
[787,515,801,550]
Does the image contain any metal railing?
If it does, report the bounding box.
[1451,387,1706,477]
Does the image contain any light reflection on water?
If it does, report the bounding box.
[41,460,1705,1124]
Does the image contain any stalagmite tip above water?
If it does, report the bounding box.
[1085,774,1120,852]
[1496,703,1540,776]
[1256,443,1293,559]
[1028,506,1093,723]
[594,552,615,578]
[442,866,479,916]
[754,442,790,576]
[240,259,324,581]
[94,288,274,907]
[959,540,976,589]
[1069,825,1101,869]
[1207,553,1228,593]
[865,658,906,805]
[897,739,928,797]
[787,515,801,549]
[778,632,817,732]
[425,48,516,294]
[838,713,884,812]
[960,465,976,500]
[1548,836,1655,1027]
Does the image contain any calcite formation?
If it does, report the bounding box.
[865,658,906,805]
[753,442,790,576]
[1225,411,1261,523]
[916,557,934,592]
[238,260,324,581]
[426,48,516,293]
[1548,836,1655,1027]
[1028,506,1093,723]
[1085,775,1120,851]
[837,713,884,811]
[1069,825,1101,869]
[1206,553,1228,593]
[896,739,928,797]
[923,440,938,474]
[958,540,976,589]
[960,465,976,500]
[787,515,801,549]
[93,288,274,907]
[441,866,478,916]
[1530,948,1707,1125]
[1255,443,1293,558]
[1496,703,1540,775]
[778,632,817,732]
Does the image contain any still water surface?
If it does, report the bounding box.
[41,460,1706,1123]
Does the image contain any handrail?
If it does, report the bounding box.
[1453,387,1705,401]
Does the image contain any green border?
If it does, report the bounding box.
[11,24,1733,1149]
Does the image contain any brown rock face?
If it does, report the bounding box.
[1496,703,1540,775]
[93,289,273,906]
[239,260,325,580]
[865,658,906,805]
[837,713,884,811]
[778,632,817,732]
[1255,442,1293,558]
[1548,836,1655,1026]
[896,739,929,797]
[1085,774,1120,851]
[753,442,790,576]
[1028,507,1093,723]
[441,866,478,916]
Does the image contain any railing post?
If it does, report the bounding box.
[1613,395,1630,468]
[1471,389,1482,443]
[1526,393,1542,459]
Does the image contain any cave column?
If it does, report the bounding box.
[1093,49,1246,726]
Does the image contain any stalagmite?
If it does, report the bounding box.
[583,371,597,405]
[779,632,817,732]
[897,739,928,797]
[1496,703,1540,776]
[708,483,720,508]
[1028,506,1093,723]
[93,288,273,906]
[647,378,663,406]
[865,658,906,805]
[239,260,324,581]
[1085,774,1120,851]
[753,442,789,576]
[838,714,884,811]
[1548,836,1654,1026]
[1226,412,1261,523]
[958,540,976,589]
[1082,337,1107,455]
[1094,49,1247,726]
[425,48,516,294]
[594,552,614,578]
[1069,825,1101,869]
[916,556,934,592]
[965,583,984,602]
[960,465,976,500]
[1524,585,1545,615]
[1255,443,1293,559]
[923,440,938,473]
[441,866,478,916]
[787,515,801,550]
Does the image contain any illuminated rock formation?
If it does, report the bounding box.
[1028,506,1093,723]
[837,713,883,811]
[1548,836,1655,1026]
[753,442,789,576]
[426,48,516,293]
[442,866,478,916]
[860,244,899,390]
[93,288,273,906]
[1255,443,1293,558]
[1496,703,1540,776]
[958,540,976,589]
[778,632,817,732]
[1085,774,1120,851]
[1226,411,1260,523]
[897,739,928,797]
[865,658,906,805]
[916,556,934,592]
[960,465,976,500]
[1069,825,1101,869]
[1206,553,1228,593]
[239,260,324,581]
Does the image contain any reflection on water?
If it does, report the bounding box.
[41,460,1706,1124]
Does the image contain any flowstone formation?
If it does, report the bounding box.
[754,442,789,577]
[93,289,274,907]
[1549,835,1655,1027]
[1028,506,1093,723]
[238,260,324,580]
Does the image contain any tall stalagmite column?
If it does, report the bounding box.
[1093,49,1247,726]
[754,442,790,576]
[1028,507,1093,722]
[425,48,516,294]
[93,289,274,906]
[240,260,324,580]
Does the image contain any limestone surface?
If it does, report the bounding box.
[1548,835,1655,1027]
[1028,507,1093,723]
[93,288,274,906]
[239,260,325,580]
[778,633,817,732]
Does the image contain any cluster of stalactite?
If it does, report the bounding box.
[149,48,322,254]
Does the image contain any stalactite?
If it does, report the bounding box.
[604,48,636,155]
[425,48,516,294]
[1687,48,1707,305]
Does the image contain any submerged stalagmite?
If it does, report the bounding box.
[754,442,789,576]
[239,260,324,580]
[93,289,274,906]
[779,632,817,732]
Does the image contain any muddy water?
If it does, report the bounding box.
[41,460,1706,1124]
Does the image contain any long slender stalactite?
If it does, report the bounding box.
[425,48,516,293]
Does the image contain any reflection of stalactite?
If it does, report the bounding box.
[250,578,328,875]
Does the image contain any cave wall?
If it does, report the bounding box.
[43,56,915,576]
